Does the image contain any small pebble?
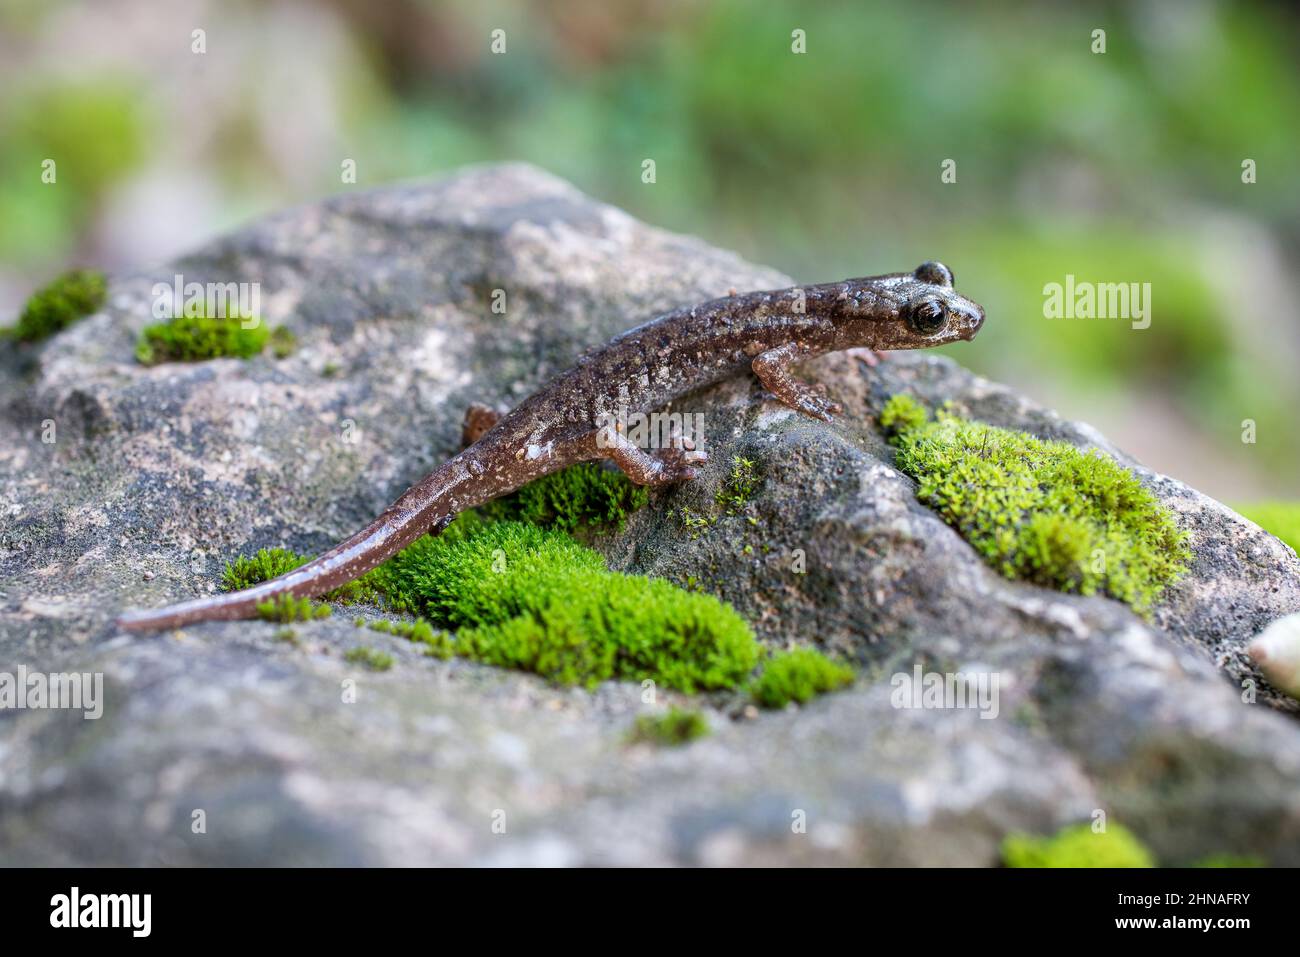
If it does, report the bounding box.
[1248,612,1300,699]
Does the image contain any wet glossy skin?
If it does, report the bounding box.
[117,261,984,631]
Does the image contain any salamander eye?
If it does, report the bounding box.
[906,297,949,335]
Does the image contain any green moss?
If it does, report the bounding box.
[255,593,331,623]
[452,578,755,691]
[221,503,772,696]
[225,521,858,701]
[364,616,455,658]
[1002,823,1155,868]
[879,393,928,435]
[416,629,458,659]
[749,647,855,708]
[344,646,394,671]
[374,520,606,621]
[628,707,710,746]
[716,455,758,515]
[376,520,760,691]
[1003,822,1264,868]
[7,269,106,342]
[1235,502,1300,553]
[884,396,1189,614]
[483,462,648,533]
[679,505,713,538]
[222,547,310,591]
[221,546,380,604]
[135,301,294,365]
[673,456,762,541]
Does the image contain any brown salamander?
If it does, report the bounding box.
[117,261,984,631]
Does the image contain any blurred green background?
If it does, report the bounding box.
[1,0,1296,500]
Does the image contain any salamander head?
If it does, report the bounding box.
[843,261,985,349]
[906,261,984,339]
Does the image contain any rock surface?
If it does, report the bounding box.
[2,163,1299,866]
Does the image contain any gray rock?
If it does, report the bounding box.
[2,163,1298,866]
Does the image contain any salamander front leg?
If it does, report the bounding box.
[752,342,842,421]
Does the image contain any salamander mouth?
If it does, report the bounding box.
[955,302,985,340]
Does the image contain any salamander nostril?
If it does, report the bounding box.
[949,302,983,339]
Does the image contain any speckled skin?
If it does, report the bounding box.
[117,262,983,631]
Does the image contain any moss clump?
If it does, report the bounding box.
[679,505,713,538]
[674,455,761,538]
[374,520,761,691]
[219,505,792,698]
[344,646,393,671]
[879,393,928,435]
[1002,823,1155,868]
[223,519,861,701]
[362,616,455,658]
[135,301,292,365]
[221,547,381,604]
[222,547,309,591]
[1003,822,1262,868]
[750,647,855,708]
[7,270,106,342]
[484,462,648,533]
[628,707,710,746]
[716,455,758,516]
[453,577,757,690]
[255,593,331,623]
[884,395,1189,614]
[375,520,604,621]
[1236,502,1300,553]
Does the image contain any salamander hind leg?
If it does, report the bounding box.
[461,402,502,447]
[752,343,842,422]
[601,428,705,486]
[657,422,709,474]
